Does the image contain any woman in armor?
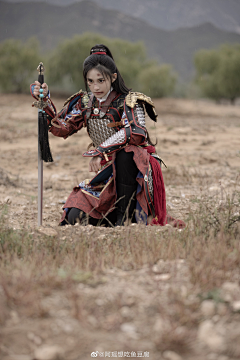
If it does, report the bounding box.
[31,44,185,228]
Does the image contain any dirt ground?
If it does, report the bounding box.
[0,94,240,360]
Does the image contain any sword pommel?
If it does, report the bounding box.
[37,62,45,85]
[37,62,45,76]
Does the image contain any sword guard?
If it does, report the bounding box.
[32,100,48,110]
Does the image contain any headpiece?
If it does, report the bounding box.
[90,48,107,55]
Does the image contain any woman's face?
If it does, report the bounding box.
[87,68,117,99]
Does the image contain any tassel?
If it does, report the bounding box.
[38,111,53,162]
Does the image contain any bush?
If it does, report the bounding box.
[47,32,177,97]
[139,64,177,98]
[194,44,240,104]
[0,38,42,93]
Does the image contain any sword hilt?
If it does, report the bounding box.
[37,62,45,85]
[37,62,45,109]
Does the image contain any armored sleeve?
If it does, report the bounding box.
[82,101,147,157]
[48,101,84,139]
[30,84,85,139]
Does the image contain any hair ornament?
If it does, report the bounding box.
[91,48,107,55]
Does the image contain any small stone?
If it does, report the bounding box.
[120,322,138,339]
[4,196,12,204]
[212,315,220,323]
[38,227,58,237]
[88,315,98,327]
[10,310,20,324]
[197,320,226,353]
[154,316,171,333]
[200,300,216,317]
[221,282,240,302]
[209,186,221,193]
[154,273,171,281]
[217,303,228,316]
[120,306,133,318]
[231,301,240,312]
[95,299,105,306]
[34,345,64,360]
[163,350,182,360]
[180,285,188,298]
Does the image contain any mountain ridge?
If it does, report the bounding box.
[3,0,240,33]
[1,0,240,81]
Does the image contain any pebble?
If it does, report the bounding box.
[27,332,42,345]
[4,196,12,204]
[154,273,171,281]
[120,322,138,339]
[217,303,228,316]
[209,186,221,193]
[197,320,226,353]
[231,300,240,312]
[154,316,171,333]
[162,350,182,360]
[221,281,240,302]
[34,345,64,360]
[38,227,58,237]
[120,306,133,318]
[200,300,216,317]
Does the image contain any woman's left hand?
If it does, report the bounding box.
[89,156,102,173]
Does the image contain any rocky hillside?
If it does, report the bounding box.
[4,0,240,33]
[1,0,240,80]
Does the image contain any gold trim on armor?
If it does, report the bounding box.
[63,89,85,107]
[125,91,154,108]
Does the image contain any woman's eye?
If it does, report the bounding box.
[98,79,104,83]
[88,79,93,84]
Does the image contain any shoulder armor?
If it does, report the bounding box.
[125,91,158,122]
[81,93,90,109]
[63,90,86,107]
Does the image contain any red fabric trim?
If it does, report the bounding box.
[149,155,166,225]
[92,52,107,55]
[145,146,166,225]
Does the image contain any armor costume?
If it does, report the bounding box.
[30,85,178,227]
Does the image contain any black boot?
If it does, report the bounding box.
[67,208,99,226]
[115,183,137,226]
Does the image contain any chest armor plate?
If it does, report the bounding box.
[86,108,122,147]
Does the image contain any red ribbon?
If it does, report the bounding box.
[92,52,106,55]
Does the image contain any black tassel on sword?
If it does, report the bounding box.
[37,62,53,162]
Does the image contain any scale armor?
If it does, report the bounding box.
[87,116,116,148]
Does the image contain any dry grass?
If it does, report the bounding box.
[1,95,240,359]
[0,185,240,358]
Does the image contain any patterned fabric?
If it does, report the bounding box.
[65,104,82,120]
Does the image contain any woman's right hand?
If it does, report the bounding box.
[33,80,48,97]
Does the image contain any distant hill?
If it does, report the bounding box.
[4,0,240,33]
[1,0,240,81]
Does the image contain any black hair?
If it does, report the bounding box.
[83,44,130,95]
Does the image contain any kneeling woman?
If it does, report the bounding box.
[31,44,185,228]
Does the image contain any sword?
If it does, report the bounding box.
[36,62,53,226]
